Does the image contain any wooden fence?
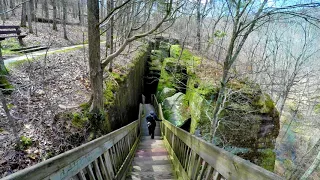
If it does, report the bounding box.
[152,95,283,180]
[3,104,144,180]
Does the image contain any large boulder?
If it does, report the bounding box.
[186,79,280,171]
[162,92,190,127]
[158,87,176,102]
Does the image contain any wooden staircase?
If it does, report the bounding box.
[127,136,176,180]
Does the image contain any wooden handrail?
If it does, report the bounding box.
[3,103,144,180]
[151,94,283,180]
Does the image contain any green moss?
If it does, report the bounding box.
[16,136,33,150]
[104,80,119,108]
[71,112,88,128]
[1,38,22,56]
[0,128,3,132]
[253,93,276,114]
[111,72,125,83]
[0,68,14,94]
[169,45,201,73]
[79,102,90,111]
[259,149,276,171]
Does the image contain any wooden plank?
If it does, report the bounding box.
[114,128,140,180]
[3,121,139,180]
[191,155,201,180]
[162,133,188,180]
[98,156,109,180]
[87,164,96,180]
[0,25,20,29]
[197,161,208,180]
[204,166,214,180]
[77,170,86,180]
[160,117,284,180]
[0,30,21,34]
[93,159,103,180]
[103,151,115,179]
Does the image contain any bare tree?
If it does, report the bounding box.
[87,0,180,132]
[62,0,68,39]
[52,0,57,31]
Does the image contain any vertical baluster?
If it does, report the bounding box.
[114,142,120,171]
[77,169,87,180]
[184,147,191,169]
[187,150,197,177]
[204,166,214,180]
[93,159,103,180]
[98,156,109,180]
[104,151,115,179]
[191,155,201,180]
[182,143,188,167]
[87,164,96,180]
[177,139,182,162]
[213,170,222,180]
[109,146,117,174]
[196,161,208,180]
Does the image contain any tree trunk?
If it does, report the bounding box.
[10,0,15,16]
[87,0,111,134]
[62,0,68,39]
[21,2,27,27]
[52,0,57,31]
[43,0,49,19]
[29,0,35,21]
[0,0,5,23]
[3,0,9,19]
[0,42,7,75]
[106,0,114,71]
[78,0,82,24]
[0,90,19,143]
[196,0,201,51]
[27,0,34,33]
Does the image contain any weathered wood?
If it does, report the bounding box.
[0,30,22,34]
[0,25,25,46]
[3,103,144,180]
[77,169,86,180]
[0,25,20,29]
[93,159,103,180]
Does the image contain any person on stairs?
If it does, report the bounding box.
[146,111,161,139]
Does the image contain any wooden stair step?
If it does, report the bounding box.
[131,164,174,172]
[126,171,176,180]
[135,151,169,157]
[132,160,173,166]
[133,155,171,162]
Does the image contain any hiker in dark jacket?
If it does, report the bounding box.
[146,111,161,139]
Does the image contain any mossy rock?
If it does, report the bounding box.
[158,41,170,58]
[157,58,188,94]
[259,149,277,171]
[158,87,176,103]
[169,45,201,73]
[162,92,190,127]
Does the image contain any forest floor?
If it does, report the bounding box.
[0,31,143,177]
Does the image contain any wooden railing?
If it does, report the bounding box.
[152,95,283,180]
[3,103,144,180]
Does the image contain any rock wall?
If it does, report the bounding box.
[105,44,149,130]
[154,43,280,172]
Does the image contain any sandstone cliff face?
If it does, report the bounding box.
[152,42,280,171]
